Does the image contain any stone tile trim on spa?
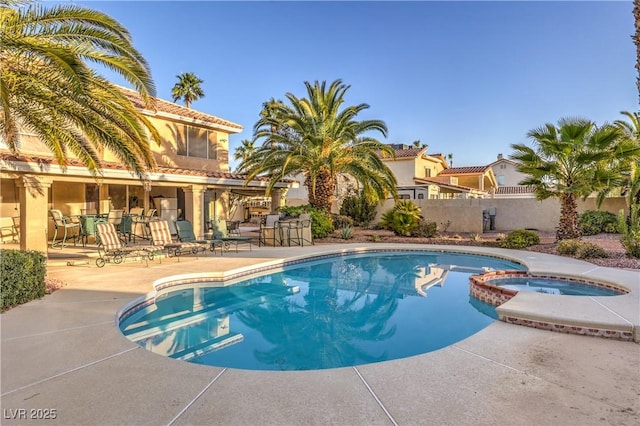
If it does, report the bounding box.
[470,270,634,342]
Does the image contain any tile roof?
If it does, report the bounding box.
[438,165,491,175]
[120,87,243,131]
[376,146,427,159]
[413,177,477,192]
[495,185,536,195]
[0,152,274,182]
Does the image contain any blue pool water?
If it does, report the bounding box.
[495,277,622,296]
[119,252,524,371]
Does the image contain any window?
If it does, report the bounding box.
[500,164,507,169]
[174,124,219,160]
[399,194,410,200]
[497,175,505,186]
[424,167,431,177]
[417,193,424,199]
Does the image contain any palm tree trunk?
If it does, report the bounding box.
[306,168,335,211]
[557,193,580,240]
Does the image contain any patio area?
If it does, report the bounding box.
[1,243,639,425]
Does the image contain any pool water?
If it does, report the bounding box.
[495,277,621,296]
[119,252,524,370]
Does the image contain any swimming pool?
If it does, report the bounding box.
[118,251,524,370]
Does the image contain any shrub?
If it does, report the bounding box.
[574,242,609,259]
[619,206,640,258]
[500,229,540,249]
[1,250,47,311]
[332,214,354,229]
[557,239,582,256]
[579,210,618,236]
[278,205,334,239]
[339,226,354,240]
[339,191,379,226]
[411,219,438,237]
[380,201,422,236]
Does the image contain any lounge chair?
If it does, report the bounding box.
[211,219,253,252]
[49,209,80,248]
[148,219,204,258]
[174,219,223,255]
[94,222,156,267]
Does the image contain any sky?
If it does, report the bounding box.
[72,1,637,169]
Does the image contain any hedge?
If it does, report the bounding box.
[1,249,47,311]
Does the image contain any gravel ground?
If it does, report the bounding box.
[316,229,640,270]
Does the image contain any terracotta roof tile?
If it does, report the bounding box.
[120,87,243,131]
[438,165,491,175]
[414,177,477,192]
[0,152,275,182]
[495,185,536,195]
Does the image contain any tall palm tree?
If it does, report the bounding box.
[239,79,397,211]
[511,117,622,240]
[171,72,204,108]
[233,139,255,164]
[0,0,160,178]
[634,0,640,102]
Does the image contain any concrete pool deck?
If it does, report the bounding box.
[1,243,639,425]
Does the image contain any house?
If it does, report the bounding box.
[488,154,536,199]
[0,87,294,252]
[381,144,497,200]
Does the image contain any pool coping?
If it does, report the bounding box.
[116,244,640,344]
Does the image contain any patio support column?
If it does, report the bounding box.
[16,175,52,253]
[270,188,287,213]
[183,184,206,237]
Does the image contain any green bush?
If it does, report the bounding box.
[339,226,354,240]
[1,250,47,311]
[619,206,640,258]
[332,214,354,229]
[500,229,540,249]
[557,239,582,256]
[277,205,334,239]
[339,191,378,226]
[380,200,422,236]
[575,242,609,259]
[579,210,618,236]
[411,219,438,237]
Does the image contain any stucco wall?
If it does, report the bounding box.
[375,197,628,233]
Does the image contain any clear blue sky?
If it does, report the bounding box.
[75,1,636,169]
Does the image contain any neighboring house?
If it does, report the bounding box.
[382,144,497,200]
[0,87,293,252]
[488,153,536,199]
[286,143,501,209]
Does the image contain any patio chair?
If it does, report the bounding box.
[175,219,223,255]
[211,219,253,252]
[148,219,203,259]
[258,214,282,247]
[49,209,80,249]
[94,222,156,267]
[107,209,124,234]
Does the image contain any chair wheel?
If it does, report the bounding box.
[114,254,124,264]
[96,258,106,268]
[147,252,154,261]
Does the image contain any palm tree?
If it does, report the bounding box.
[634,0,640,101]
[0,0,160,178]
[233,139,255,164]
[593,111,640,209]
[510,117,622,240]
[239,79,397,211]
[171,72,204,108]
